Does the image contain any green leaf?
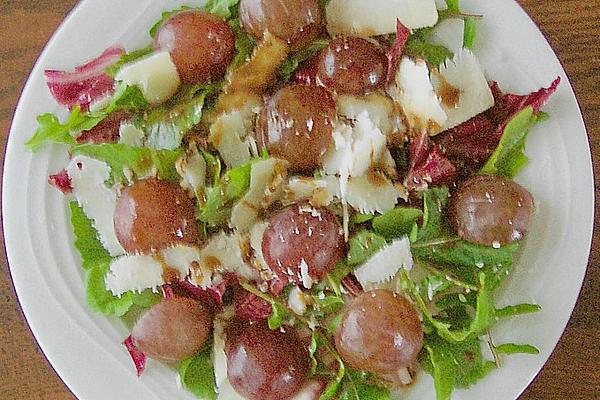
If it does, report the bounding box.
[422,334,495,400]
[403,271,497,343]
[347,231,387,266]
[26,108,82,151]
[149,6,196,38]
[26,84,149,152]
[353,212,374,224]
[204,0,240,19]
[279,39,329,81]
[319,338,346,400]
[445,0,460,12]
[495,343,540,355]
[72,143,182,183]
[495,303,542,318]
[312,294,345,314]
[131,289,162,308]
[411,240,520,289]
[481,106,545,177]
[324,262,353,296]
[231,23,256,68]
[142,86,208,150]
[199,156,260,227]
[416,187,450,242]
[405,39,453,66]
[179,343,218,399]
[463,17,478,49]
[85,264,134,316]
[105,45,154,77]
[372,207,423,239]
[339,371,390,400]
[268,302,291,330]
[222,162,252,199]
[69,201,112,271]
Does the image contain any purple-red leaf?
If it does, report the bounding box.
[48,169,72,193]
[122,335,146,376]
[405,131,458,191]
[45,45,125,111]
[386,19,411,85]
[233,289,273,321]
[434,77,560,170]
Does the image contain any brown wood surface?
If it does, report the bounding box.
[0,1,598,399]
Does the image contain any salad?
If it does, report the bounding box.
[25,0,561,399]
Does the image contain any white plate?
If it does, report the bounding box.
[3,1,594,399]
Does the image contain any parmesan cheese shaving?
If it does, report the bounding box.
[230,158,288,232]
[104,245,199,295]
[354,236,413,291]
[391,56,447,135]
[66,155,125,256]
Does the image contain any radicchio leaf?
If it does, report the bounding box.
[75,110,131,144]
[45,45,125,111]
[48,169,72,193]
[434,77,560,171]
[404,131,458,191]
[233,288,273,320]
[122,335,146,376]
[386,19,411,85]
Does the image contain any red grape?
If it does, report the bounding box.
[239,0,323,51]
[262,203,344,288]
[226,319,310,400]
[335,289,423,384]
[131,297,212,362]
[114,178,200,254]
[448,174,535,246]
[316,36,388,95]
[154,10,235,83]
[255,84,336,172]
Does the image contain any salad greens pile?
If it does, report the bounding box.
[26,0,556,399]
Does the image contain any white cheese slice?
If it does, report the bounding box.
[323,111,387,179]
[118,122,145,147]
[288,286,310,316]
[354,236,413,291]
[115,51,180,105]
[104,245,198,295]
[230,158,288,232]
[176,143,207,196]
[336,93,403,137]
[282,176,340,207]
[189,232,258,288]
[391,57,447,134]
[431,49,495,130]
[326,0,439,35]
[345,172,403,215]
[209,110,251,168]
[66,155,124,257]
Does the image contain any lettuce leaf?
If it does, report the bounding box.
[481,106,548,177]
[179,343,218,400]
[105,45,154,78]
[70,201,159,316]
[26,84,148,151]
[141,85,208,150]
[372,207,423,239]
[69,201,112,270]
[421,334,496,400]
[416,186,450,242]
[347,230,387,266]
[204,0,240,19]
[494,343,539,355]
[72,143,182,183]
[279,39,329,82]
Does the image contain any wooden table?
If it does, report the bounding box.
[0,1,598,399]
